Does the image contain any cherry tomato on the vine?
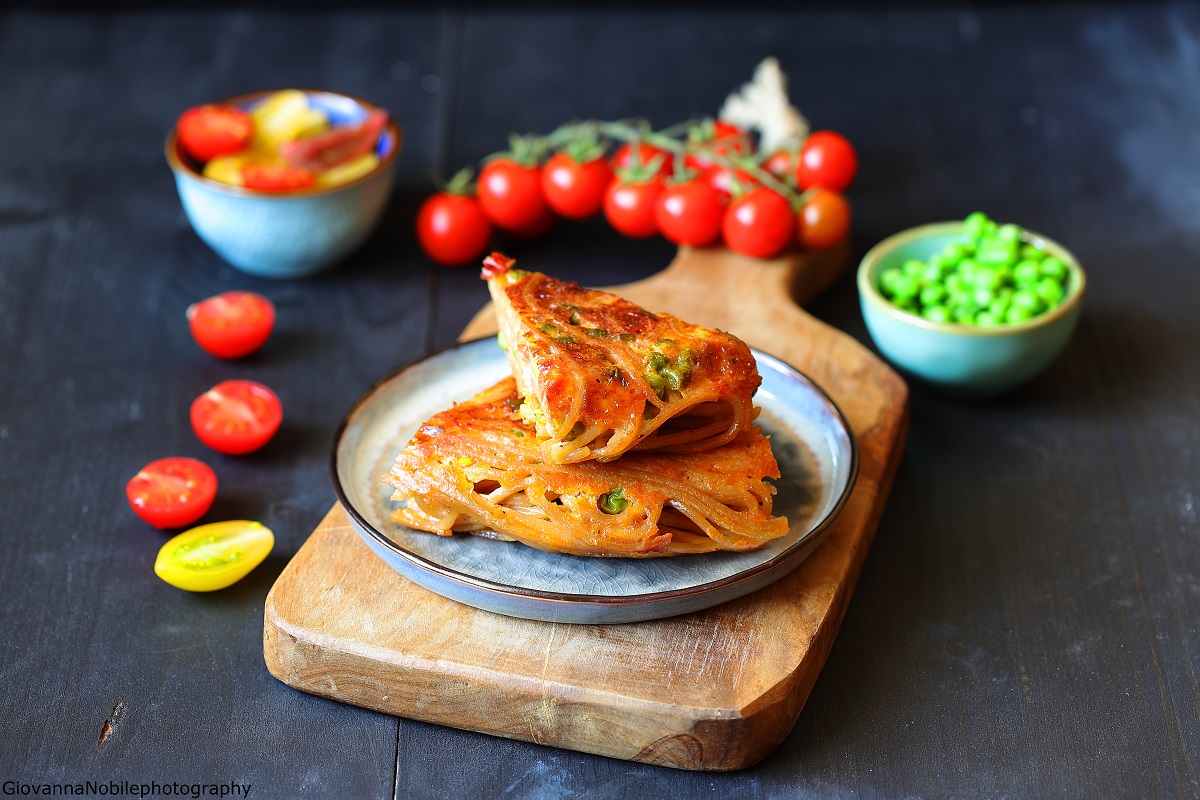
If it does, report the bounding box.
[509,205,556,239]
[177,105,254,163]
[126,457,217,530]
[190,380,283,456]
[707,165,758,197]
[655,180,726,247]
[541,153,612,219]
[477,159,549,231]
[187,291,275,360]
[685,120,751,173]
[416,193,492,266]
[797,189,851,250]
[796,131,858,192]
[764,150,799,185]
[723,188,795,259]
[611,143,674,178]
[604,178,664,238]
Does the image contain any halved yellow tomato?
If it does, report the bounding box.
[250,90,329,147]
[154,520,274,592]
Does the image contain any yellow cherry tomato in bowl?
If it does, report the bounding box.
[154,520,274,592]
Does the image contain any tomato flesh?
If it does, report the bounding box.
[177,105,254,163]
[187,291,275,359]
[417,193,493,266]
[154,520,274,592]
[126,457,217,530]
[190,380,283,456]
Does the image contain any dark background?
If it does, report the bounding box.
[3,5,1199,798]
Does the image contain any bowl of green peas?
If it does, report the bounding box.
[857,213,1085,395]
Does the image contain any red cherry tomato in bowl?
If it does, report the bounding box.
[416,193,492,266]
[241,163,316,192]
[604,178,664,238]
[541,153,612,219]
[654,180,726,246]
[177,105,254,163]
[722,188,795,258]
[126,457,217,530]
[796,131,858,191]
[477,159,548,231]
[187,291,276,359]
[190,380,283,456]
[797,189,852,250]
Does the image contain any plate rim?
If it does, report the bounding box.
[329,336,859,608]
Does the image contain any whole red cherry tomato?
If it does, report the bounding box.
[764,150,799,185]
[177,105,254,163]
[477,159,549,231]
[655,180,726,247]
[611,143,673,178]
[604,178,664,238]
[190,380,283,456]
[685,120,751,173]
[541,153,612,219]
[187,291,276,359]
[796,131,858,192]
[797,189,851,250]
[416,193,492,266]
[241,163,316,191]
[723,188,795,259]
[126,457,217,530]
[707,165,757,197]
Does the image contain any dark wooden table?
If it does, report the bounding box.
[4,5,1198,798]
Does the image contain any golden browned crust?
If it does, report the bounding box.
[383,378,788,558]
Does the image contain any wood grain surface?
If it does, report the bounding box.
[263,241,909,770]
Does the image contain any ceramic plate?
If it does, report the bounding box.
[332,337,857,624]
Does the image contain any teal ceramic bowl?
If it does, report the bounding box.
[166,90,401,279]
[858,222,1086,396]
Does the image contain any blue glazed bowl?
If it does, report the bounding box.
[165,90,401,279]
[858,222,1086,396]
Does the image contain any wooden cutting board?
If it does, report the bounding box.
[263,242,908,771]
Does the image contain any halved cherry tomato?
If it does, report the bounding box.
[611,143,674,178]
[187,291,276,359]
[154,520,274,592]
[655,180,726,246]
[190,380,283,455]
[477,159,548,231]
[796,131,858,192]
[177,105,254,163]
[541,153,612,219]
[417,193,492,266]
[604,178,664,238]
[126,457,217,530]
[241,163,316,191]
[797,189,852,250]
[723,188,795,259]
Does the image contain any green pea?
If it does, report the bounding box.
[892,274,920,301]
[980,219,998,240]
[997,223,1022,243]
[943,243,971,262]
[997,286,1014,301]
[920,284,947,306]
[922,305,951,323]
[902,259,925,277]
[1040,257,1068,280]
[953,307,977,325]
[958,259,980,279]
[973,268,1003,291]
[945,273,967,293]
[973,287,996,307]
[1011,289,1043,313]
[976,312,1001,327]
[922,261,948,283]
[1019,243,1044,262]
[963,212,989,240]
[1005,305,1033,324]
[1036,277,1065,307]
[987,297,1011,317]
[878,267,904,296]
[1013,261,1040,286]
